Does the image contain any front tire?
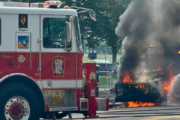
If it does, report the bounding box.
[0,82,41,120]
[55,111,68,119]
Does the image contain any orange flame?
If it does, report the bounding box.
[178,50,180,54]
[123,71,132,83]
[125,102,155,108]
[161,64,175,94]
[148,44,153,50]
[156,68,161,71]
[121,64,174,108]
[135,84,145,89]
[122,71,156,108]
[116,104,123,108]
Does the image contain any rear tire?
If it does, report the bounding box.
[0,82,41,120]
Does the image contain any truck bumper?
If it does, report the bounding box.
[115,93,160,102]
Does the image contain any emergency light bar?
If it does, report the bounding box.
[30,1,62,8]
[44,1,62,8]
[0,1,29,7]
[30,3,44,8]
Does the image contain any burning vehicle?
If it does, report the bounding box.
[115,74,161,103]
[115,44,180,105]
[113,0,180,107]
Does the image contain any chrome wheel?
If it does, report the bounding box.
[4,96,30,120]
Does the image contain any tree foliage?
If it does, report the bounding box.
[81,0,131,64]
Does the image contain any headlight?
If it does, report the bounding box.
[151,88,157,93]
[117,86,123,96]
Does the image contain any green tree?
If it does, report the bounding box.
[81,0,130,65]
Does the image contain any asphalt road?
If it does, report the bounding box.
[41,104,180,120]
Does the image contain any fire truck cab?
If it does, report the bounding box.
[0,1,99,120]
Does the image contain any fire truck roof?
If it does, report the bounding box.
[0,6,77,16]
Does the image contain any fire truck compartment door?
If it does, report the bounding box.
[16,32,31,69]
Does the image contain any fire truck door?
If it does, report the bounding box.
[16,32,31,69]
[40,15,77,89]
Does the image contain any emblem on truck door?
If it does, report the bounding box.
[19,14,28,30]
[52,56,65,77]
[18,55,25,63]
[18,36,29,48]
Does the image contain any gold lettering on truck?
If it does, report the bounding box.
[2,54,12,59]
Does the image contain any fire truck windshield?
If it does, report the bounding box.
[74,16,83,52]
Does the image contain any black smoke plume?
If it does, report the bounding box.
[115,0,180,102]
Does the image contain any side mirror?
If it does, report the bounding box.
[66,22,71,43]
[65,22,72,51]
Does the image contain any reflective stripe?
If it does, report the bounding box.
[37,80,82,88]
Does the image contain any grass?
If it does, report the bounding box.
[83,54,120,86]
[83,54,121,63]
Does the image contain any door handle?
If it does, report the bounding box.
[37,39,42,72]
[9,61,14,66]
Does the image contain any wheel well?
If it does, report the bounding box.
[0,75,45,114]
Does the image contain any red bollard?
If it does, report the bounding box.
[84,63,99,118]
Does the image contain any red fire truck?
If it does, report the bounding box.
[0,1,108,120]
